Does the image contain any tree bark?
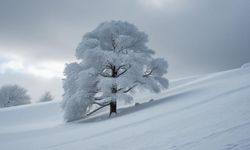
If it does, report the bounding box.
[109,101,117,117]
[109,82,118,117]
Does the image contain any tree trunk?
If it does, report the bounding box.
[109,66,118,117]
[109,82,118,117]
[109,101,117,117]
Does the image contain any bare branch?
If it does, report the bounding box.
[85,103,110,117]
[117,64,127,71]
[117,64,131,71]
[94,97,103,101]
[116,64,131,78]
[93,101,109,106]
[100,63,131,78]
[123,84,137,93]
[116,69,128,78]
[143,69,153,77]
[118,80,144,94]
[117,88,123,92]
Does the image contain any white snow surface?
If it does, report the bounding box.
[241,62,250,69]
[1,67,250,150]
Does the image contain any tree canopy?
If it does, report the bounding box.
[62,21,168,121]
[39,91,53,102]
[0,84,31,108]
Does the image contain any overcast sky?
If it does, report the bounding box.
[0,0,250,101]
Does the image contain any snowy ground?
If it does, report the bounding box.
[1,67,250,150]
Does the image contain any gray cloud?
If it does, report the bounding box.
[0,0,250,99]
[0,71,62,102]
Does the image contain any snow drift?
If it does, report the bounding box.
[0,66,250,150]
[241,62,250,69]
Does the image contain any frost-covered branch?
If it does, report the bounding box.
[116,64,131,78]
[86,103,110,117]
[94,97,103,101]
[143,69,153,77]
[93,101,110,106]
[123,84,137,93]
[99,64,131,78]
[116,64,127,71]
[116,69,128,77]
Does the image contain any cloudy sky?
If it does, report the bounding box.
[0,0,249,101]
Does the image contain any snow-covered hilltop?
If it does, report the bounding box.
[1,66,250,150]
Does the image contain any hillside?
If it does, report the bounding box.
[1,67,250,150]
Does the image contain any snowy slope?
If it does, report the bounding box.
[1,67,250,150]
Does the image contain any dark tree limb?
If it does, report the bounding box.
[93,101,110,106]
[116,64,127,71]
[143,69,153,77]
[118,80,143,94]
[123,84,137,93]
[116,69,128,78]
[117,87,123,92]
[94,97,103,101]
[85,103,110,117]
[116,64,131,78]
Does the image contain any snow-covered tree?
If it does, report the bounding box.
[39,91,53,102]
[62,21,168,121]
[0,84,31,108]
